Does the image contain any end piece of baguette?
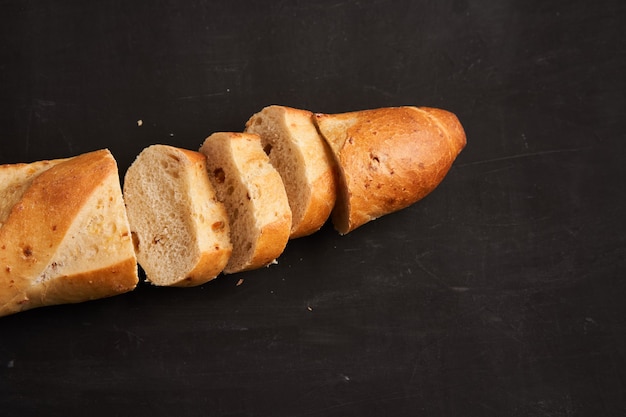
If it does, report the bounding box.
[314,106,466,234]
[0,149,138,317]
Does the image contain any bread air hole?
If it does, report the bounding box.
[131,232,140,251]
[213,168,225,183]
[160,159,179,178]
[263,143,273,155]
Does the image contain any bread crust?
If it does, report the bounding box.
[291,167,336,238]
[315,106,466,234]
[0,150,138,317]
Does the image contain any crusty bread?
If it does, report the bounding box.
[123,145,232,287]
[0,149,138,317]
[244,105,337,238]
[314,106,466,234]
[199,132,292,273]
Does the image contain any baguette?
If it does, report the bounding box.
[244,105,337,238]
[199,132,292,273]
[314,106,466,234]
[0,149,138,317]
[123,145,232,286]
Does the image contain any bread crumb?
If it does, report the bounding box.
[236,278,244,286]
[137,120,143,126]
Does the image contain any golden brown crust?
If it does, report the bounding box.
[0,258,138,316]
[289,167,337,238]
[239,215,291,273]
[173,246,232,287]
[1,151,114,280]
[315,106,466,234]
[0,150,138,317]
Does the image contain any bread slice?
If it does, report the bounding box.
[244,105,337,238]
[123,145,232,287]
[199,132,292,273]
[314,106,466,234]
[0,149,138,317]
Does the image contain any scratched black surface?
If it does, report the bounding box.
[1,0,625,416]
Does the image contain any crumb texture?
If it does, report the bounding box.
[200,132,291,273]
[245,105,337,238]
[123,145,231,286]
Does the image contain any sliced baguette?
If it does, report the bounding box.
[199,132,292,273]
[314,106,466,234]
[0,149,138,317]
[123,145,232,287]
[244,105,337,238]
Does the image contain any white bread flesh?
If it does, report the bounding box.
[123,145,232,287]
[199,132,292,273]
[245,105,337,238]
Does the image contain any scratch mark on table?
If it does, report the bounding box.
[457,146,592,168]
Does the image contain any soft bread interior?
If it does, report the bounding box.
[124,145,228,286]
[245,105,337,238]
[37,171,135,284]
[245,108,308,234]
[200,132,291,273]
[201,133,261,273]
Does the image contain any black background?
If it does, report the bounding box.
[1,1,625,416]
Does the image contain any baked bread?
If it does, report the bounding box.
[199,132,292,273]
[123,145,232,287]
[314,106,466,234]
[244,105,337,238]
[0,149,138,317]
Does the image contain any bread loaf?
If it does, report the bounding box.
[314,106,466,234]
[0,149,138,317]
[199,132,292,273]
[244,105,337,238]
[123,145,232,286]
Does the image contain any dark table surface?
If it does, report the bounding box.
[1,0,625,416]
